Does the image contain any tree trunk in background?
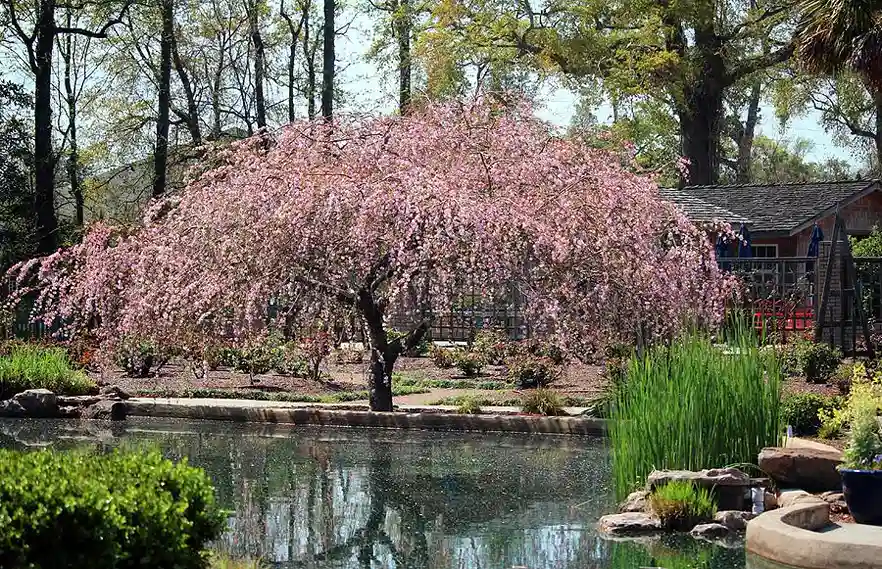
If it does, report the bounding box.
[396,0,411,114]
[875,96,882,172]
[33,0,59,253]
[735,81,762,184]
[320,0,335,121]
[171,32,202,144]
[303,10,317,120]
[280,0,306,123]
[153,0,173,198]
[61,18,83,227]
[248,0,267,129]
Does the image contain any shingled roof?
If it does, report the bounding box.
[661,180,881,234]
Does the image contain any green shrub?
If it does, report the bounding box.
[453,350,485,377]
[472,329,509,364]
[505,355,561,388]
[833,362,855,395]
[429,344,455,369]
[649,481,717,531]
[610,327,782,500]
[794,340,841,384]
[455,394,483,414]
[211,554,268,569]
[115,339,173,378]
[781,393,839,436]
[841,379,882,469]
[521,388,566,416]
[0,448,226,569]
[0,344,96,398]
[514,338,565,365]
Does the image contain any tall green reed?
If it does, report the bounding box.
[0,343,95,397]
[609,324,782,500]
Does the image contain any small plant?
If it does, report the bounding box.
[472,329,509,364]
[833,362,856,395]
[0,344,96,398]
[455,394,483,414]
[114,338,172,378]
[781,393,840,437]
[505,354,561,388]
[332,346,365,364]
[521,388,566,416]
[429,344,455,369]
[453,350,486,377]
[271,343,309,377]
[794,340,842,384]
[649,481,717,531]
[840,377,882,470]
[211,553,268,569]
[514,338,565,365]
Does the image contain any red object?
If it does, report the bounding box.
[754,301,814,331]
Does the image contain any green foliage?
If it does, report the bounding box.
[649,481,718,531]
[0,80,36,269]
[453,350,486,377]
[782,393,840,436]
[793,340,842,384]
[521,388,566,416]
[610,329,782,500]
[210,554,268,569]
[455,394,483,414]
[0,343,96,398]
[472,329,509,364]
[393,376,510,390]
[0,448,226,569]
[852,227,882,258]
[136,385,429,403]
[115,338,173,378]
[429,344,455,369]
[841,379,882,470]
[505,355,561,388]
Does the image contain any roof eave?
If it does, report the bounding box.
[787,180,881,236]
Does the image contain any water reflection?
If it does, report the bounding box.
[0,418,744,569]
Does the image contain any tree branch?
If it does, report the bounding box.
[727,43,794,84]
[55,0,134,38]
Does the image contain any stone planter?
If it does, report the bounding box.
[841,469,882,525]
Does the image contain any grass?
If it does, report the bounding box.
[211,552,267,569]
[429,393,598,408]
[393,376,511,390]
[610,327,782,500]
[0,343,96,398]
[455,394,483,414]
[649,481,717,531]
[136,385,429,403]
[521,388,566,416]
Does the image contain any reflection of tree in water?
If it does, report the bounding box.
[135,427,615,569]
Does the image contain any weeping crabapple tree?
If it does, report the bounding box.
[8,100,730,411]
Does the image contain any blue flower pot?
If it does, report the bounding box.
[841,469,882,525]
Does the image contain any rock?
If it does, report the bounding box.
[777,489,827,509]
[690,523,732,540]
[620,490,650,513]
[0,399,25,417]
[83,400,127,421]
[599,512,662,535]
[57,406,83,419]
[758,447,843,492]
[820,491,847,513]
[99,385,132,400]
[12,389,58,418]
[647,468,751,490]
[713,510,756,531]
[764,491,778,511]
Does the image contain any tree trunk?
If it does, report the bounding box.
[33,0,59,254]
[875,96,882,172]
[248,0,267,129]
[395,0,411,114]
[320,0,335,121]
[287,43,297,122]
[171,31,202,144]
[735,81,762,184]
[61,20,83,227]
[303,13,317,120]
[153,0,174,199]
[280,0,305,124]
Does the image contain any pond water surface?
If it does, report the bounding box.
[0,418,746,569]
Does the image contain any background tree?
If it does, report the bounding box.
[321,0,335,119]
[0,82,36,269]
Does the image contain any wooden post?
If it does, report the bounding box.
[843,217,875,357]
[815,217,842,343]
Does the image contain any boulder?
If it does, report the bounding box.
[713,510,756,531]
[620,490,650,513]
[83,400,127,421]
[764,491,778,511]
[0,399,26,417]
[99,385,132,400]
[647,468,751,490]
[11,389,58,418]
[599,512,662,535]
[758,447,843,492]
[777,489,826,509]
[820,491,847,513]
[690,523,732,540]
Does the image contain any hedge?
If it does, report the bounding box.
[0,448,227,569]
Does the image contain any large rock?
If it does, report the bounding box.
[758,447,843,492]
[83,400,127,421]
[11,389,58,418]
[777,489,826,509]
[619,490,649,513]
[599,512,662,535]
[713,510,756,531]
[99,385,132,400]
[647,468,751,489]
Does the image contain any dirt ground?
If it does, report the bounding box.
[100,356,609,403]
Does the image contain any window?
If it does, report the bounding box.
[750,244,778,258]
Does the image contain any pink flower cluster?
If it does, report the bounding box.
[8,100,732,356]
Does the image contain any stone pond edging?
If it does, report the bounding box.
[746,498,882,569]
[123,398,608,436]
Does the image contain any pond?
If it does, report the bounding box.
[0,418,746,569]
